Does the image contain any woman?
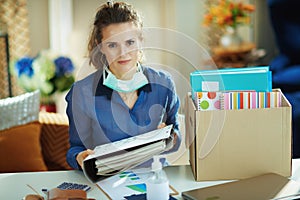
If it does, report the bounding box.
[66,1,181,170]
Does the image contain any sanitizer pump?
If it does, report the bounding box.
[146,155,169,200]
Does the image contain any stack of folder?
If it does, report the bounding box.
[190,66,276,111]
[82,125,174,183]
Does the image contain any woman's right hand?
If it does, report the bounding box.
[76,149,94,169]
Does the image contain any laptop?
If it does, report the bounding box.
[182,173,300,200]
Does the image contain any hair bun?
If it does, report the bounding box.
[107,0,114,7]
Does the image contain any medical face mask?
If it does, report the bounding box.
[103,65,149,93]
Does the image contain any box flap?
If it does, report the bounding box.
[185,94,197,177]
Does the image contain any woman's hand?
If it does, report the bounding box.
[157,123,166,129]
[76,149,94,169]
[157,123,177,148]
[171,131,178,147]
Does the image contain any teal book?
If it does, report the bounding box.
[190,66,272,99]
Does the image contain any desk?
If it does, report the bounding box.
[1,159,300,200]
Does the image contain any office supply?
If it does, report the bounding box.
[56,182,91,192]
[193,90,282,111]
[193,92,222,111]
[83,125,173,183]
[185,89,292,181]
[182,173,300,200]
[190,66,272,99]
[220,91,282,110]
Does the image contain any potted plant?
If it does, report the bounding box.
[11,50,75,112]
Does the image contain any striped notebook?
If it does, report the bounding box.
[193,91,282,110]
[220,91,282,110]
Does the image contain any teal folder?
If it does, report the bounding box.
[190,66,272,99]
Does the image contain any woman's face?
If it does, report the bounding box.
[101,22,141,79]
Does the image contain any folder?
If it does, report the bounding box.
[193,92,222,111]
[182,173,300,200]
[220,91,282,110]
[82,125,173,183]
[190,66,272,99]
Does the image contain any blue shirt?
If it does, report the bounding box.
[65,66,180,169]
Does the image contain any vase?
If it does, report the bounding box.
[219,26,243,48]
[40,96,57,113]
[40,102,57,113]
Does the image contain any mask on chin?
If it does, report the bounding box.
[103,64,149,93]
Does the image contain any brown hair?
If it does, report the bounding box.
[88,1,143,69]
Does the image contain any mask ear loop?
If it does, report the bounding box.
[102,65,109,84]
[136,63,143,73]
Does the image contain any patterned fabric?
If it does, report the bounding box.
[39,112,72,170]
[0,90,40,131]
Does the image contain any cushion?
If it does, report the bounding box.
[0,90,40,131]
[39,112,72,170]
[0,121,48,172]
[268,0,300,63]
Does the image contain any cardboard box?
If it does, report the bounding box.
[185,89,292,181]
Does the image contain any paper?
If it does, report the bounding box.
[97,169,177,200]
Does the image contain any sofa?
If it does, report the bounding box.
[268,0,300,158]
[0,111,72,173]
[0,91,72,173]
[0,90,189,173]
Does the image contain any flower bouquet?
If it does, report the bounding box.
[12,50,75,111]
[203,0,255,29]
[203,0,255,47]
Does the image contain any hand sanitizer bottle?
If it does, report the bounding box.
[146,155,169,200]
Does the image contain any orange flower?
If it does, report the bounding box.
[242,4,255,12]
[203,0,255,29]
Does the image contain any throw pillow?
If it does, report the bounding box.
[39,112,72,170]
[0,121,48,172]
[0,90,40,131]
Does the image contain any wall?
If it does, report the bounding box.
[26,0,278,113]
[27,0,49,56]
[253,0,278,64]
[27,0,277,68]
